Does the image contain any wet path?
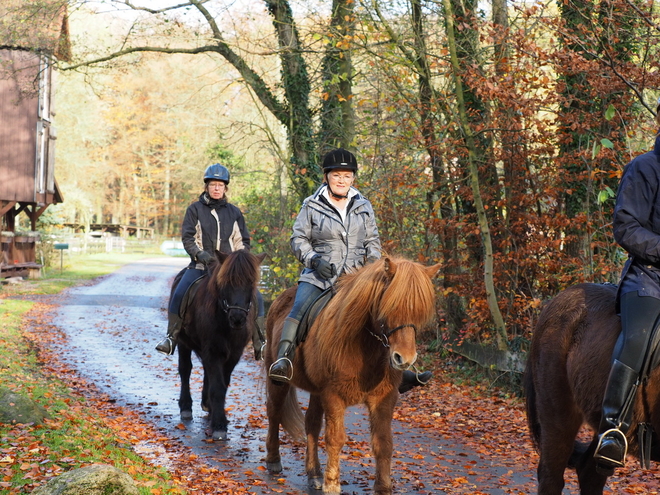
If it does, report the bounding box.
[46,257,540,494]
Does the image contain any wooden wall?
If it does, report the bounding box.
[0,48,56,205]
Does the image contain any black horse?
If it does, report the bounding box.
[174,249,266,440]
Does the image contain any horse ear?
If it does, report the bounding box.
[257,252,267,263]
[383,257,397,278]
[424,263,442,278]
[216,250,228,264]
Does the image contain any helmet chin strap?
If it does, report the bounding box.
[327,184,348,200]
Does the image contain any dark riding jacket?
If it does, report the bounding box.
[291,184,381,290]
[181,192,251,268]
[614,133,660,304]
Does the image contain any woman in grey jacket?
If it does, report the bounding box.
[268,149,432,393]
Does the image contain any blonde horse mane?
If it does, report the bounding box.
[313,256,437,368]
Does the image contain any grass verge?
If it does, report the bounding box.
[0,253,184,494]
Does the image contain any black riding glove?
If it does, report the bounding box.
[311,255,336,280]
[196,251,213,265]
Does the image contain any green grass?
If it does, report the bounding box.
[0,253,183,494]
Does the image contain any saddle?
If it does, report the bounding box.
[179,275,206,319]
[295,287,334,345]
[635,308,660,469]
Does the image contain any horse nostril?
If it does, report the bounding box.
[391,352,404,368]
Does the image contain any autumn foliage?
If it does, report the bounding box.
[40,0,660,356]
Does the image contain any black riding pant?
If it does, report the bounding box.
[614,291,660,374]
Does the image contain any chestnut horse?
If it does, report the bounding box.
[525,282,660,495]
[265,256,440,495]
[175,249,266,441]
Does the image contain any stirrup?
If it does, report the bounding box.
[594,428,628,468]
[254,341,266,361]
[155,337,175,356]
[269,357,294,382]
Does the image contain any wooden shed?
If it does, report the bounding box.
[0,1,70,277]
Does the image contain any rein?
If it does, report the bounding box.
[370,322,417,348]
[221,299,252,314]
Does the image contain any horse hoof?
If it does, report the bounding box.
[322,481,341,494]
[211,429,228,441]
[201,403,210,413]
[308,477,322,490]
[267,461,282,473]
[180,410,193,421]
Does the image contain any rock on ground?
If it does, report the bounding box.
[0,387,48,424]
[31,464,139,495]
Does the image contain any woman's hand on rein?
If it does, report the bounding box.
[311,255,336,280]
[196,251,213,265]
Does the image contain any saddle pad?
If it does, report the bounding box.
[297,288,334,344]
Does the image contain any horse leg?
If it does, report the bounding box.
[203,355,238,413]
[177,345,194,421]
[305,394,324,490]
[204,359,229,440]
[535,398,583,494]
[366,391,398,495]
[201,371,210,412]
[573,439,609,495]
[321,395,347,494]
[265,381,289,473]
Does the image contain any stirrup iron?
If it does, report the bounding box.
[269,357,294,382]
[156,337,175,356]
[594,428,628,468]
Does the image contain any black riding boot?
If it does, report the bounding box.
[252,315,267,361]
[399,370,433,394]
[594,359,639,471]
[155,312,183,356]
[268,317,299,382]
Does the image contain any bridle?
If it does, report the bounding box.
[221,299,252,315]
[370,321,417,348]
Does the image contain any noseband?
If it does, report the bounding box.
[221,299,252,315]
[370,321,417,348]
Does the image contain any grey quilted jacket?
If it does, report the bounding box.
[291,184,381,290]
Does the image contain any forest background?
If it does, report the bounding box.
[6,0,660,372]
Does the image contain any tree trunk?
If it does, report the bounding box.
[443,0,508,350]
[318,0,356,152]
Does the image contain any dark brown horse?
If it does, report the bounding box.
[265,256,440,495]
[175,249,266,441]
[525,282,660,495]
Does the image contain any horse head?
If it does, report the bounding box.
[213,250,267,330]
[376,257,441,371]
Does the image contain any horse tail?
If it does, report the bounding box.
[280,387,305,442]
[523,355,541,452]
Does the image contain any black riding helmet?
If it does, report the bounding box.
[322,148,358,173]
[204,163,230,184]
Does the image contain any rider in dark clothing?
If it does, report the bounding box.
[594,106,660,471]
[155,163,266,359]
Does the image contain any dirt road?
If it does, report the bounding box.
[45,256,544,494]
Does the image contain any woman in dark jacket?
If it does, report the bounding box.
[268,148,432,393]
[155,163,266,359]
[594,104,660,471]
